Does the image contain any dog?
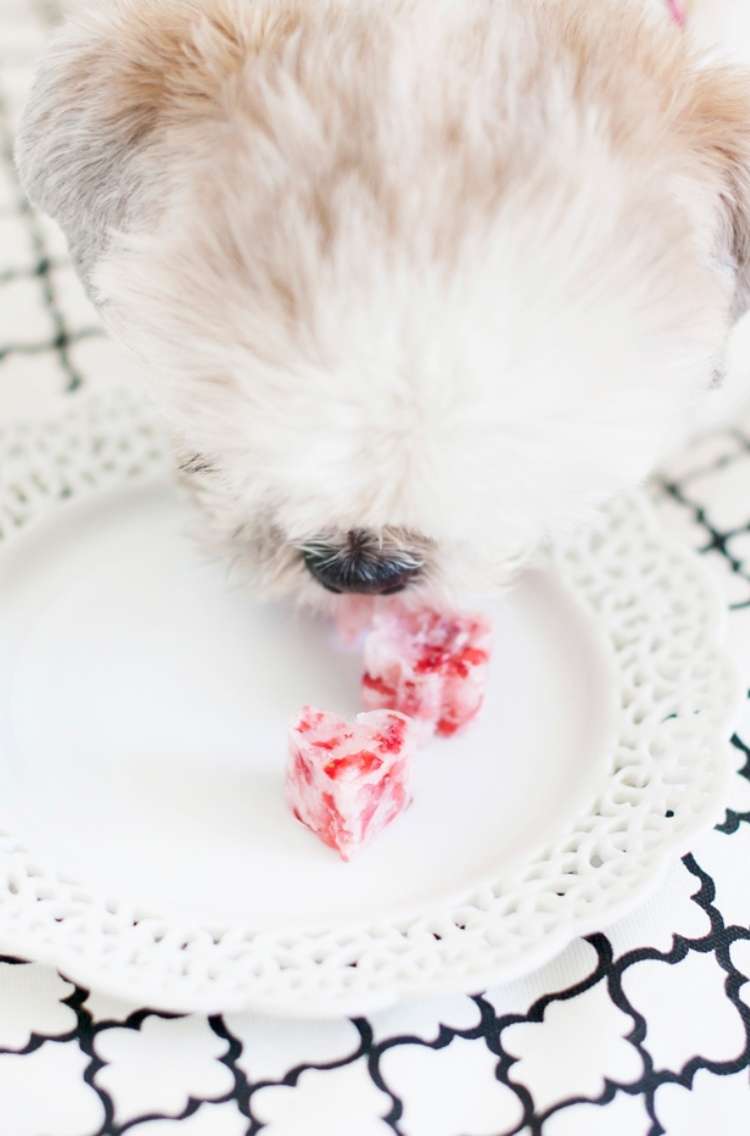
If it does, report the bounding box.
[15,0,750,608]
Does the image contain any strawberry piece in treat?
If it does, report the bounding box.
[666,0,685,28]
[362,604,492,741]
[287,706,415,860]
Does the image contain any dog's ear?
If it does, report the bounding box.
[15,0,295,293]
[678,64,750,323]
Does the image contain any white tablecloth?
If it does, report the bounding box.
[1,3,749,1133]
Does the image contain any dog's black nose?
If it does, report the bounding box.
[302,532,422,595]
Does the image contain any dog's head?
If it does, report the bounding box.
[17,0,750,604]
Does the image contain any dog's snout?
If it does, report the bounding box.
[302,531,423,595]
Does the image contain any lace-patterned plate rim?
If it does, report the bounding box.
[0,388,742,1018]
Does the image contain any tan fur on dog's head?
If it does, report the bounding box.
[680,63,750,317]
[16,0,750,604]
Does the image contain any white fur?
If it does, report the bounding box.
[16,0,750,605]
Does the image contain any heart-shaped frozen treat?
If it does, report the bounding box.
[362,604,492,741]
[287,707,415,860]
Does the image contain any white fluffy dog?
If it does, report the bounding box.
[15,0,750,605]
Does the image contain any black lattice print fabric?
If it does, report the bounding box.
[1,4,749,1134]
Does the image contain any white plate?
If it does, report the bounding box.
[0,390,741,1017]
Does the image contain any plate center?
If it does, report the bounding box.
[0,481,615,930]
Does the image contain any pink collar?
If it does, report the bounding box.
[666,0,686,27]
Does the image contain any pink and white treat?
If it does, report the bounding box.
[362,605,492,741]
[666,0,686,28]
[333,595,377,649]
[287,706,415,860]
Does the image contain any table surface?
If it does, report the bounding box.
[1,3,749,1134]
